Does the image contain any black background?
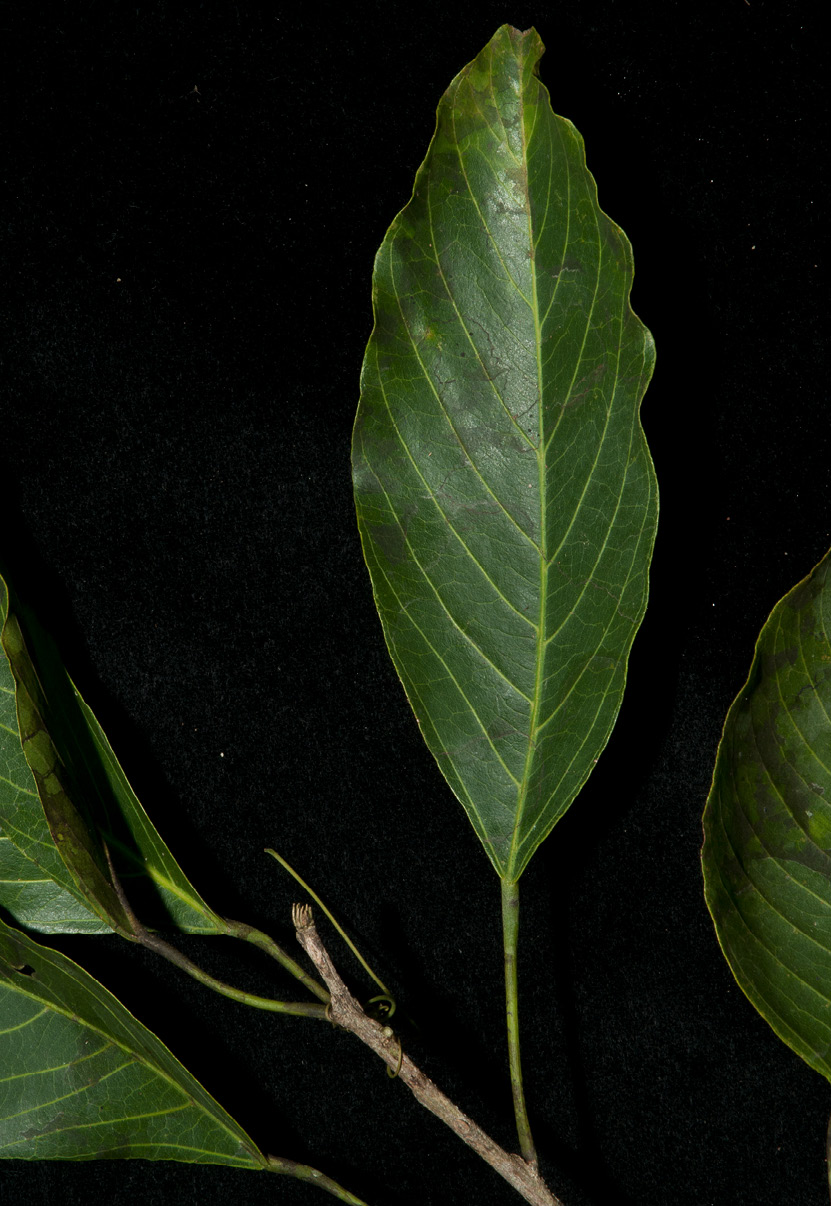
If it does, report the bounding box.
[1,2,827,1204]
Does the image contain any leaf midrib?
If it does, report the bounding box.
[507,56,548,882]
[507,85,650,877]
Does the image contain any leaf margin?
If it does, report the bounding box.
[702,543,831,1083]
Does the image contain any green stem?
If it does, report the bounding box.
[501,877,537,1168]
[137,930,328,1020]
[220,916,330,1004]
[102,841,329,1018]
[108,838,328,1000]
[266,1155,369,1204]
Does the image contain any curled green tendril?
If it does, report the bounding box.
[367,992,396,1021]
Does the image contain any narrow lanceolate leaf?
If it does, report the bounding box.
[0,580,113,933]
[0,913,264,1164]
[0,572,222,935]
[703,547,831,1082]
[352,25,657,879]
[1,609,134,934]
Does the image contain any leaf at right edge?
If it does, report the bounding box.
[0,571,223,935]
[0,912,265,1164]
[352,25,657,880]
[702,545,831,1082]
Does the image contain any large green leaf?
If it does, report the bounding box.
[0,912,367,1204]
[352,25,657,880]
[703,546,831,1082]
[0,571,222,935]
[0,911,264,1163]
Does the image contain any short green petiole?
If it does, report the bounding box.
[266,1154,370,1204]
[501,876,537,1168]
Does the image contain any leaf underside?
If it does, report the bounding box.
[0,573,222,936]
[0,914,264,1165]
[703,546,831,1082]
[352,24,657,880]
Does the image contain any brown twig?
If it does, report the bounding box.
[292,903,563,1206]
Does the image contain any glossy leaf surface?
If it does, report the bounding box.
[0,913,264,1164]
[352,25,657,879]
[0,573,222,935]
[703,547,831,1081]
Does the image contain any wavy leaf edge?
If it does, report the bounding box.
[352,23,657,881]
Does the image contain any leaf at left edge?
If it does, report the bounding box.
[0,916,370,1203]
[0,911,263,1165]
[0,571,223,936]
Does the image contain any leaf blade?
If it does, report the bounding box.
[703,546,831,1081]
[1,609,134,933]
[0,835,109,934]
[0,915,264,1164]
[352,25,657,879]
[0,580,108,932]
[0,571,222,935]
